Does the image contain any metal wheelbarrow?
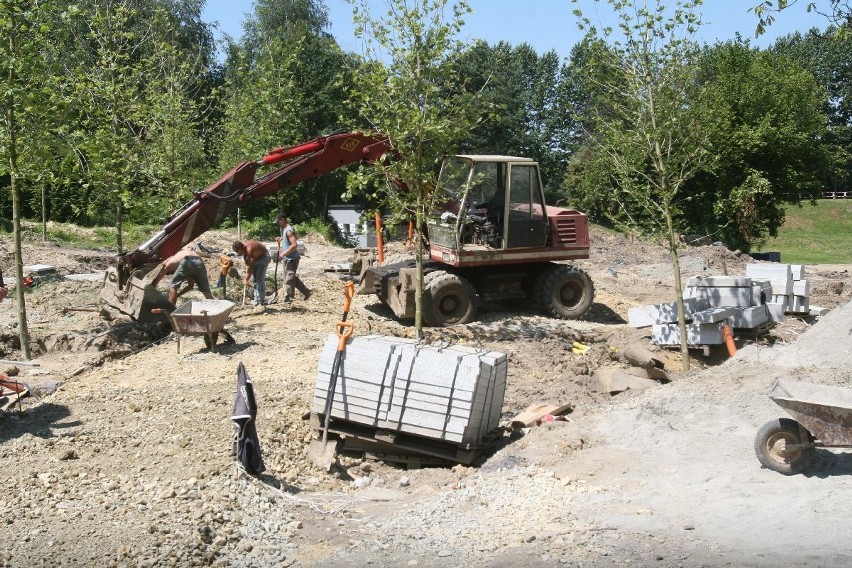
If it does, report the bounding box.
[755,378,852,475]
[153,299,236,354]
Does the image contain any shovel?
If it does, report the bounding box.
[271,239,281,303]
[308,281,356,470]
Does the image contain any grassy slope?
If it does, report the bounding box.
[755,199,852,264]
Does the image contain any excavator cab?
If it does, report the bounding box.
[429,155,550,256]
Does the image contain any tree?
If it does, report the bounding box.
[772,27,852,193]
[136,9,213,216]
[751,1,852,36]
[64,0,153,251]
[684,40,831,251]
[216,0,353,221]
[454,41,567,199]
[345,0,483,338]
[0,0,54,359]
[569,0,710,370]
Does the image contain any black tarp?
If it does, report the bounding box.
[231,362,265,474]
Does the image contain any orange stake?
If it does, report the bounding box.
[407,219,414,246]
[375,212,384,264]
[721,324,736,357]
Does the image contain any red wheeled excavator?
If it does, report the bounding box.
[100,130,594,326]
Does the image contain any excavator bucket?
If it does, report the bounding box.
[100,266,172,323]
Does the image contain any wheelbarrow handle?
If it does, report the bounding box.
[335,321,354,351]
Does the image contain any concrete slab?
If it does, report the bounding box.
[730,305,769,329]
[686,276,751,287]
[685,286,753,307]
[652,323,724,345]
[766,303,785,323]
[690,307,736,324]
[746,263,792,281]
[792,280,811,296]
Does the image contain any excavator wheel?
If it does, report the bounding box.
[535,264,594,320]
[423,270,478,326]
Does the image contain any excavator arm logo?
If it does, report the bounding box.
[341,138,361,152]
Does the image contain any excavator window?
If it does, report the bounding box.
[506,164,547,248]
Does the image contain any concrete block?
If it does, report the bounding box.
[685,286,753,307]
[751,280,772,304]
[690,307,736,324]
[730,305,769,329]
[771,295,790,310]
[766,303,785,323]
[768,278,793,295]
[788,295,810,314]
[652,323,724,345]
[792,279,811,297]
[746,263,792,281]
[790,264,806,280]
[313,333,508,446]
[809,305,829,316]
[628,298,710,327]
[685,275,752,287]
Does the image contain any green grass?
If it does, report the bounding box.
[3,217,345,250]
[4,221,160,250]
[754,200,852,264]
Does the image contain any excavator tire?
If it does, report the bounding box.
[423,270,478,326]
[535,264,594,320]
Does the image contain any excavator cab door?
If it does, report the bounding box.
[505,163,548,249]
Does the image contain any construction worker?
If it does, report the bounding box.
[233,239,270,306]
[0,268,6,302]
[152,248,214,306]
[275,211,311,303]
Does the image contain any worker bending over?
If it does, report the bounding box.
[153,248,214,306]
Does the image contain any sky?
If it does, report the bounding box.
[201,0,830,60]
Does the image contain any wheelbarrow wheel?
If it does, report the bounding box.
[204,332,219,350]
[754,418,814,475]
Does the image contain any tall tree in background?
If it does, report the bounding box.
[217,0,353,220]
[773,27,852,193]
[346,0,483,338]
[65,1,152,251]
[569,0,709,370]
[455,42,566,198]
[684,40,830,252]
[137,8,214,217]
[751,0,852,35]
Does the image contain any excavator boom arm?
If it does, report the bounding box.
[103,130,391,321]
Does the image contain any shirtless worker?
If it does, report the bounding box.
[232,240,270,306]
[152,248,214,306]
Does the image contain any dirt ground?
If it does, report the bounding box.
[1,226,851,567]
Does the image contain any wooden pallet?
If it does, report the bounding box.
[659,344,714,357]
[309,412,503,466]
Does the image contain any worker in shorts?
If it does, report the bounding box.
[153,248,214,306]
[275,211,311,303]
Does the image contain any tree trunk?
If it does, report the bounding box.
[116,201,124,253]
[5,17,32,359]
[41,183,47,242]
[414,198,424,340]
[665,210,690,371]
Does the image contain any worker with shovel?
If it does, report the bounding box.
[232,239,271,307]
[275,211,311,303]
